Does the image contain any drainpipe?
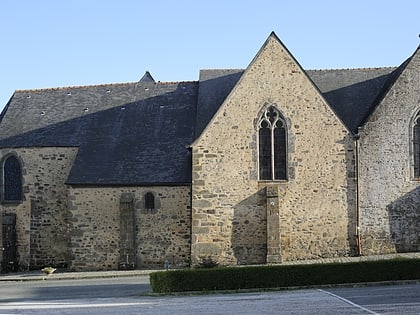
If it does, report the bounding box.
[355,134,362,256]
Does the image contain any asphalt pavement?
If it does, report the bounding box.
[0,269,157,282]
[0,283,419,314]
[0,268,419,314]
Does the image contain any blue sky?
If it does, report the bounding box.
[0,0,419,110]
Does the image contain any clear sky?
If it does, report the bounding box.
[1,0,419,110]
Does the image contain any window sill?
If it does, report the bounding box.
[258,180,288,184]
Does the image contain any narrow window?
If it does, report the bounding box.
[144,192,155,210]
[259,120,272,179]
[258,106,287,180]
[413,111,420,178]
[2,155,22,202]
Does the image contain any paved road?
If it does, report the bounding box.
[0,277,418,314]
[0,276,151,302]
[326,284,420,314]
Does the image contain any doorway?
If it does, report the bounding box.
[2,213,18,272]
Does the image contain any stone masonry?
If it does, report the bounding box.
[0,32,418,272]
[0,147,78,269]
[67,186,191,271]
[358,47,420,254]
[191,35,357,266]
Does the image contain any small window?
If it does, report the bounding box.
[144,192,155,210]
[2,155,22,203]
[258,106,287,180]
[413,111,420,178]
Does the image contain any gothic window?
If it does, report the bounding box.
[144,192,155,210]
[413,111,420,178]
[258,106,287,180]
[2,155,22,203]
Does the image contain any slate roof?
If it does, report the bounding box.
[0,59,409,185]
[195,69,244,137]
[307,67,397,133]
[0,80,198,185]
[196,67,398,135]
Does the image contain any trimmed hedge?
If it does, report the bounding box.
[150,258,420,293]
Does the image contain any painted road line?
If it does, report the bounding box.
[318,289,379,315]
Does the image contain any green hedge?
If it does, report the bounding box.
[150,258,420,293]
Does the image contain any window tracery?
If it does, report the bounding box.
[258,106,287,180]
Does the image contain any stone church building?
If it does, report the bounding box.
[0,32,419,271]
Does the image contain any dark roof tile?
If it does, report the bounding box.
[0,82,198,185]
[307,68,396,133]
[195,69,244,137]
[0,60,408,185]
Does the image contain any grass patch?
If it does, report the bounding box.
[150,258,420,293]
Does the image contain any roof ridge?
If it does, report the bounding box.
[199,67,397,73]
[15,82,135,93]
[200,68,244,71]
[306,66,397,72]
[155,80,198,84]
[15,80,199,94]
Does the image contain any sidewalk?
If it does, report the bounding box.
[0,269,159,282]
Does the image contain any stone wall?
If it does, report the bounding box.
[0,147,77,270]
[358,49,420,254]
[191,35,357,266]
[67,185,191,271]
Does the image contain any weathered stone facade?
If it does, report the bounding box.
[0,147,77,269]
[0,150,191,272]
[67,186,191,271]
[191,35,357,265]
[358,47,420,254]
[0,32,418,272]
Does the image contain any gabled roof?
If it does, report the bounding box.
[358,45,420,129]
[195,69,244,137]
[193,33,400,136]
[0,33,415,185]
[0,80,198,185]
[308,67,396,133]
[195,67,397,135]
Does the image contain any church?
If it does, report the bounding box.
[0,32,419,271]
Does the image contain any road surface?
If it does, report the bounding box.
[0,276,418,314]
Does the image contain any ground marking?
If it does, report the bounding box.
[318,289,379,315]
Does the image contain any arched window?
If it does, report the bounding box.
[2,155,22,203]
[144,192,155,210]
[258,106,287,180]
[413,111,420,178]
